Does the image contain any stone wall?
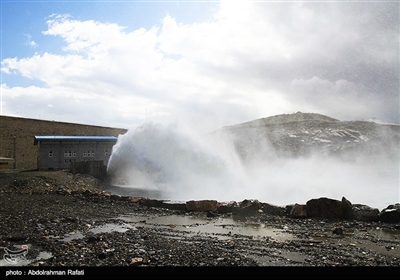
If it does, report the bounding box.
[0,116,127,171]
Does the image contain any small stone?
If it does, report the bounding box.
[332,227,344,235]
[130,257,143,266]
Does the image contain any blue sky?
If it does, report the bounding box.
[1,1,218,87]
[1,0,399,131]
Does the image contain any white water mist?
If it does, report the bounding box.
[107,121,399,210]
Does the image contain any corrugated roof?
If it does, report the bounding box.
[34,136,118,145]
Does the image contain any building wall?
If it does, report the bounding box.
[38,141,116,170]
[0,161,14,169]
[0,116,128,171]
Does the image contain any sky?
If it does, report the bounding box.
[1,0,399,133]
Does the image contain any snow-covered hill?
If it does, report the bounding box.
[211,112,399,163]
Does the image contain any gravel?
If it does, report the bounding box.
[0,170,399,278]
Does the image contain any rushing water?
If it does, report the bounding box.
[106,122,399,210]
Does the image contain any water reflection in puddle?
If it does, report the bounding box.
[61,223,135,242]
[51,214,294,243]
[62,231,85,242]
[90,223,135,234]
[118,214,295,242]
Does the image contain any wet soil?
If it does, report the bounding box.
[0,170,399,278]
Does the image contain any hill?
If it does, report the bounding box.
[211,112,400,163]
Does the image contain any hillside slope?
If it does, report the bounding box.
[211,112,399,163]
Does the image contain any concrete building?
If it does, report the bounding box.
[34,136,118,170]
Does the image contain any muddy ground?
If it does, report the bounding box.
[0,170,399,279]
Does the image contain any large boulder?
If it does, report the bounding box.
[379,204,400,223]
[186,200,219,212]
[260,202,286,216]
[139,198,166,208]
[232,199,262,216]
[306,197,353,219]
[217,201,237,213]
[287,203,307,218]
[352,204,380,221]
[138,198,186,210]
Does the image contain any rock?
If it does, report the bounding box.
[140,198,166,208]
[217,201,237,213]
[128,197,142,203]
[186,200,219,212]
[161,201,187,211]
[136,198,186,210]
[353,204,380,221]
[110,194,126,201]
[306,197,353,219]
[61,189,72,195]
[332,227,344,235]
[207,211,218,218]
[341,197,353,219]
[260,202,286,216]
[101,191,111,196]
[379,204,400,223]
[232,199,261,216]
[97,252,107,260]
[288,203,307,218]
[87,236,100,243]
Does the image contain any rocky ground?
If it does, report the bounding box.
[0,170,399,278]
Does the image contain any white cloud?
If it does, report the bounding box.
[24,34,38,48]
[1,1,398,131]
[289,76,382,121]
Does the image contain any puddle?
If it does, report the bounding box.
[89,223,135,234]
[118,214,295,242]
[62,231,85,242]
[58,222,135,242]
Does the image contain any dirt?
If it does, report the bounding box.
[0,170,399,278]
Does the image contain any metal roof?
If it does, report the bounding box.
[34,136,118,145]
